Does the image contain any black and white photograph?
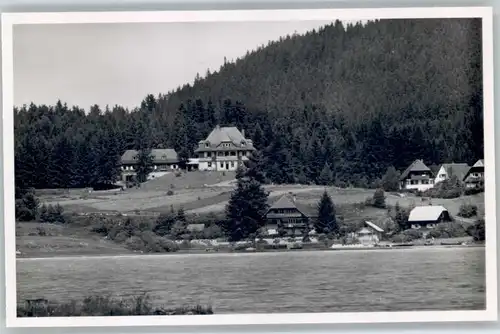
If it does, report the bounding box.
[2,7,497,328]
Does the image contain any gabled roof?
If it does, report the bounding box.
[195,125,255,152]
[365,221,384,233]
[269,195,297,210]
[408,205,448,222]
[464,159,485,180]
[400,159,431,180]
[265,194,317,218]
[121,149,179,164]
[439,163,470,181]
[473,159,484,167]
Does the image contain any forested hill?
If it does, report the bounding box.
[14,18,484,190]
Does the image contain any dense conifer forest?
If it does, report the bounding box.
[14,18,484,191]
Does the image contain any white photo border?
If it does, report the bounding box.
[1,6,497,328]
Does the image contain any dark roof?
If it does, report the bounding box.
[400,159,431,180]
[265,194,317,218]
[121,149,179,165]
[195,125,255,152]
[463,159,484,181]
[439,163,470,181]
[269,195,297,210]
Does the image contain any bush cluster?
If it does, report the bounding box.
[88,210,226,253]
[457,202,478,218]
[421,176,464,199]
[17,294,213,317]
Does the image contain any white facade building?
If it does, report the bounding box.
[194,125,256,171]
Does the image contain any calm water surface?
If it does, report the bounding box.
[17,247,486,313]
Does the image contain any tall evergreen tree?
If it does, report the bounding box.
[224,171,269,241]
[315,190,338,235]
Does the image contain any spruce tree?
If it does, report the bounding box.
[315,190,337,235]
[224,163,269,241]
[244,151,267,184]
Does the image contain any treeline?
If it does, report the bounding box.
[15,18,484,190]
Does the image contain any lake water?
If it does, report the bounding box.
[17,247,486,314]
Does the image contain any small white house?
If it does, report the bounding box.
[434,163,470,185]
[354,221,384,246]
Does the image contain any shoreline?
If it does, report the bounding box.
[16,243,485,260]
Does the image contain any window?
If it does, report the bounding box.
[220,162,224,168]
[439,174,446,178]
[208,162,212,167]
[231,161,235,167]
[430,180,434,184]
[422,180,429,184]
[241,141,246,146]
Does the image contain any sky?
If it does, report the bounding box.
[13,20,338,110]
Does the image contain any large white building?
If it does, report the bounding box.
[194,125,256,171]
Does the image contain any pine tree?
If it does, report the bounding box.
[244,150,267,184]
[315,190,337,235]
[235,164,246,180]
[224,177,269,241]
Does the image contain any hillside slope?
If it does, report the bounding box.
[15,18,483,190]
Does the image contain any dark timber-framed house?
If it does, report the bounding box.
[463,159,485,189]
[264,193,317,237]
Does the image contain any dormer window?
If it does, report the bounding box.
[205,141,210,148]
[241,141,246,146]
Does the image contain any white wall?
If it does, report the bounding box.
[199,159,241,171]
[434,166,447,184]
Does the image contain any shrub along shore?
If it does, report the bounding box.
[17,294,213,317]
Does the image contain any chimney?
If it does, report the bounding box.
[242,128,245,138]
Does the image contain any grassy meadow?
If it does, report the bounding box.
[16,171,484,258]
